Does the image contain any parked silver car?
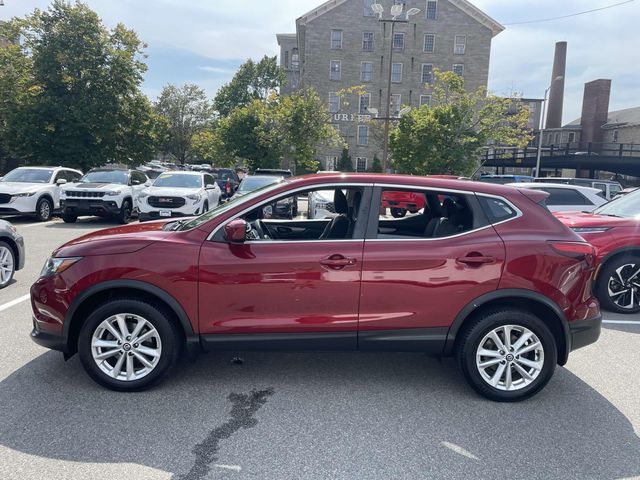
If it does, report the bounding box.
[0,219,26,288]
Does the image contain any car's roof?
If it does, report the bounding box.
[157,170,203,175]
[538,177,620,185]
[508,182,602,194]
[244,175,283,180]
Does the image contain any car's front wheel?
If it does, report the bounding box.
[390,208,407,218]
[62,213,77,223]
[35,197,53,222]
[117,199,132,224]
[596,255,640,314]
[78,298,181,391]
[457,309,557,402]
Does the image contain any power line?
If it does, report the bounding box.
[503,0,635,25]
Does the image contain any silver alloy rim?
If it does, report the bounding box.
[476,325,544,392]
[0,246,14,285]
[40,200,50,219]
[91,313,162,381]
[607,263,640,310]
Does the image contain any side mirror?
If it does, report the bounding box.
[131,179,141,186]
[224,218,247,243]
[206,184,216,190]
[56,178,67,186]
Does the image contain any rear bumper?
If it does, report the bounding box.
[569,313,602,352]
[61,199,120,216]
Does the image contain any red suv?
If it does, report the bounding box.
[30,174,601,401]
[555,188,640,313]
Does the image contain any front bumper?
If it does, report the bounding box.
[61,199,120,216]
[569,313,602,352]
[15,233,25,270]
[139,211,196,221]
[0,195,39,214]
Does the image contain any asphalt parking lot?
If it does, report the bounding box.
[0,216,639,480]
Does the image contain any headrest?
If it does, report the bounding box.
[334,189,348,214]
[442,198,456,217]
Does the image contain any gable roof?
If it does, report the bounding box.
[297,0,505,37]
[565,106,640,129]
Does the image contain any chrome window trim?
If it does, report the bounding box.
[207,182,375,242]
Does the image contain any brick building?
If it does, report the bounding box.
[277,0,504,171]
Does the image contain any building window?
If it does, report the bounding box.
[364,0,375,17]
[390,94,401,117]
[419,95,431,107]
[554,132,560,144]
[568,132,576,143]
[391,63,403,83]
[613,130,619,142]
[356,157,368,172]
[325,156,338,171]
[361,62,373,82]
[426,0,437,20]
[421,64,433,84]
[454,35,466,55]
[284,51,289,69]
[359,93,371,114]
[329,92,340,113]
[363,31,374,51]
[529,102,537,113]
[291,48,299,70]
[357,126,369,146]
[453,64,464,76]
[331,30,343,49]
[424,34,435,53]
[392,33,405,52]
[330,60,341,80]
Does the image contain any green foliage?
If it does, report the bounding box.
[370,155,383,173]
[390,70,533,176]
[337,147,354,172]
[1,1,155,170]
[154,83,213,164]
[191,127,234,168]
[214,56,285,117]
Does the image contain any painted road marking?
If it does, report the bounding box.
[603,320,640,326]
[0,294,30,313]
[19,220,59,229]
[214,464,242,472]
[441,441,480,461]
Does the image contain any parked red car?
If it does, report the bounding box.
[31,174,601,401]
[381,190,427,218]
[555,188,640,313]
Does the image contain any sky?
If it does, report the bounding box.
[1,0,639,124]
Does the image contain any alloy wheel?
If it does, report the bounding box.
[0,246,14,286]
[91,313,162,381]
[39,200,51,220]
[607,263,640,310]
[475,325,544,392]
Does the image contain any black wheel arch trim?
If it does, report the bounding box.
[445,289,571,363]
[595,247,640,282]
[63,279,199,354]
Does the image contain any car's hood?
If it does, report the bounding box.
[553,211,635,228]
[143,186,201,197]
[54,220,174,257]
[63,183,125,191]
[0,182,50,194]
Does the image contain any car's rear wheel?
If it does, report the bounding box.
[117,199,132,224]
[0,241,15,289]
[457,309,557,402]
[35,197,53,222]
[597,255,640,314]
[390,208,407,218]
[203,201,209,213]
[78,298,181,391]
[62,213,77,223]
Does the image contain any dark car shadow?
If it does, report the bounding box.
[0,351,638,479]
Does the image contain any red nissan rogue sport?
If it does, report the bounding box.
[30,174,601,401]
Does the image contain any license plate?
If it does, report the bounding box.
[159,210,172,217]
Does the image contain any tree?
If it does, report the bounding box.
[370,155,383,173]
[154,84,213,164]
[337,147,353,172]
[191,126,234,167]
[214,56,285,117]
[390,70,532,176]
[3,1,156,170]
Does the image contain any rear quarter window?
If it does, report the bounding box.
[478,196,519,224]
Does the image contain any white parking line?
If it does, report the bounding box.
[214,464,242,472]
[0,294,30,312]
[19,220,58,229]
[441,441,480,461]
[602,320,640,326]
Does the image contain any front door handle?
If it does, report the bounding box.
[320,254,357,270]
[457,253,495,266]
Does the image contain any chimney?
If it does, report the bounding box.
[546,41,567,129]
[579,79,612,153]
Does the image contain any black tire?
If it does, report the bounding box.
[77,298,182,391]
[35,197,53,222]
[0,240,16,289]
[456,309,557,402]
[596,255,640,314]
[62,213,78,224]
[391,208,407,218]
[117,199,132,224]
[203,201,209,214]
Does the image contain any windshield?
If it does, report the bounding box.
[179,180,285,231]
[594,188,640,218]
[81,170,128,185]
[238,176,280,192]
[2,168,53,183]
[153,173,202,188]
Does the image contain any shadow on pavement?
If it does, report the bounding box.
[0,351,638,479]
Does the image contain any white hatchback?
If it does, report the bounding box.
[137,171,221,222]
[507,182,608,212]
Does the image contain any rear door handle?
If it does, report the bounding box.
[320,254,357,270]
[457,254,495,266]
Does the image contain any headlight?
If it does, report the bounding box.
[105,190,122,197]
[60,191,67,199]
[40,257,82,277]
[186,194,202,202]
[13,192,37,197]
[571,227,611,234]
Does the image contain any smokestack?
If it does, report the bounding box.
[579,79,612,154]
[546,41,567,129]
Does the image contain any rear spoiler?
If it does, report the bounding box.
[516,187,549,204]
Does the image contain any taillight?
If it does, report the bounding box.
[549,241,596,269]
[225,181,232,194]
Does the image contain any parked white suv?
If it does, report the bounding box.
[508,182,608,212]
[0,166,83,221]
[60,168,150,224]
[137,171,221,222]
